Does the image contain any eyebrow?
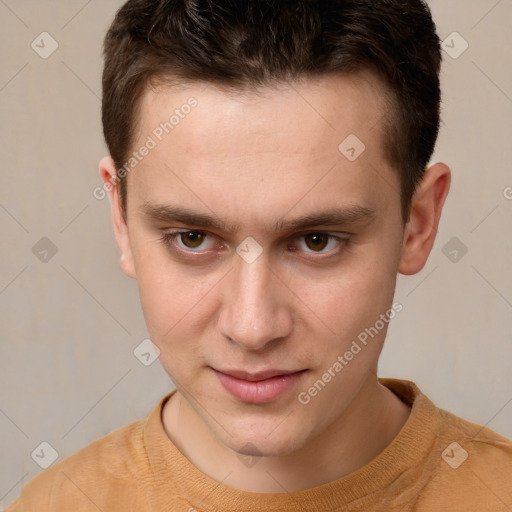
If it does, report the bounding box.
[140,202,376,233]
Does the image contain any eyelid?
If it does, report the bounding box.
[292,231,350,256]
[160,229,351,258]
[160,229,218,252]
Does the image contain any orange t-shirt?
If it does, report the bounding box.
[5,379,512,511]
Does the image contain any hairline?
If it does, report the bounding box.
[120,68,405,223]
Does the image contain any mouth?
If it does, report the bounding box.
[211,367,308,404]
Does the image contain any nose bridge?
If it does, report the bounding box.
[219,255,291,350]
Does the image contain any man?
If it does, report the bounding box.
[7,0,512,510]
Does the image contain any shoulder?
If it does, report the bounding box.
[5,417,150,512]
[420,405,512,510]
[436,404,512,463]
[436,405,512,473]
[381,379,512,509]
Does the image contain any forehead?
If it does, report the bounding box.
[128,71,399,228]
[136,70,391,159]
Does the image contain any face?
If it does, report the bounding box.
[106,72,410,457]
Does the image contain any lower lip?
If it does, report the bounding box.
[214,369,306,404]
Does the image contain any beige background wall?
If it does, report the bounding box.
[1,0,511,507]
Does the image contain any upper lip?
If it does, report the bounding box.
[214,368,305,381]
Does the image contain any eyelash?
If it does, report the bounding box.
[158,230,350,260]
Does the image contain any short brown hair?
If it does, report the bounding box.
[102,0,442,222]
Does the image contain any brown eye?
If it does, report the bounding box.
[304,233,329,252]
[180,231,205,248]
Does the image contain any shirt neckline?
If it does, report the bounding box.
[141,378,440,511]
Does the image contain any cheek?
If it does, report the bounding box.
[135,267,213,380]
[130,237,213,342]
[138,271,212,337]
[293,257,397,339]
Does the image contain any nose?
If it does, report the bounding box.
[218,254,293,351]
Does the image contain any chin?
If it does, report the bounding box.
[219,419,312,459]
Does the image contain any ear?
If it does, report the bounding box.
[399,162,451,275]
[99,156,137,279]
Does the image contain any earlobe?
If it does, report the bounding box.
[119,253,136,280]
[398,163,451,275]
[99,156,137,280]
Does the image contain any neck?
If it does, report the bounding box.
[162,374,411,493]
